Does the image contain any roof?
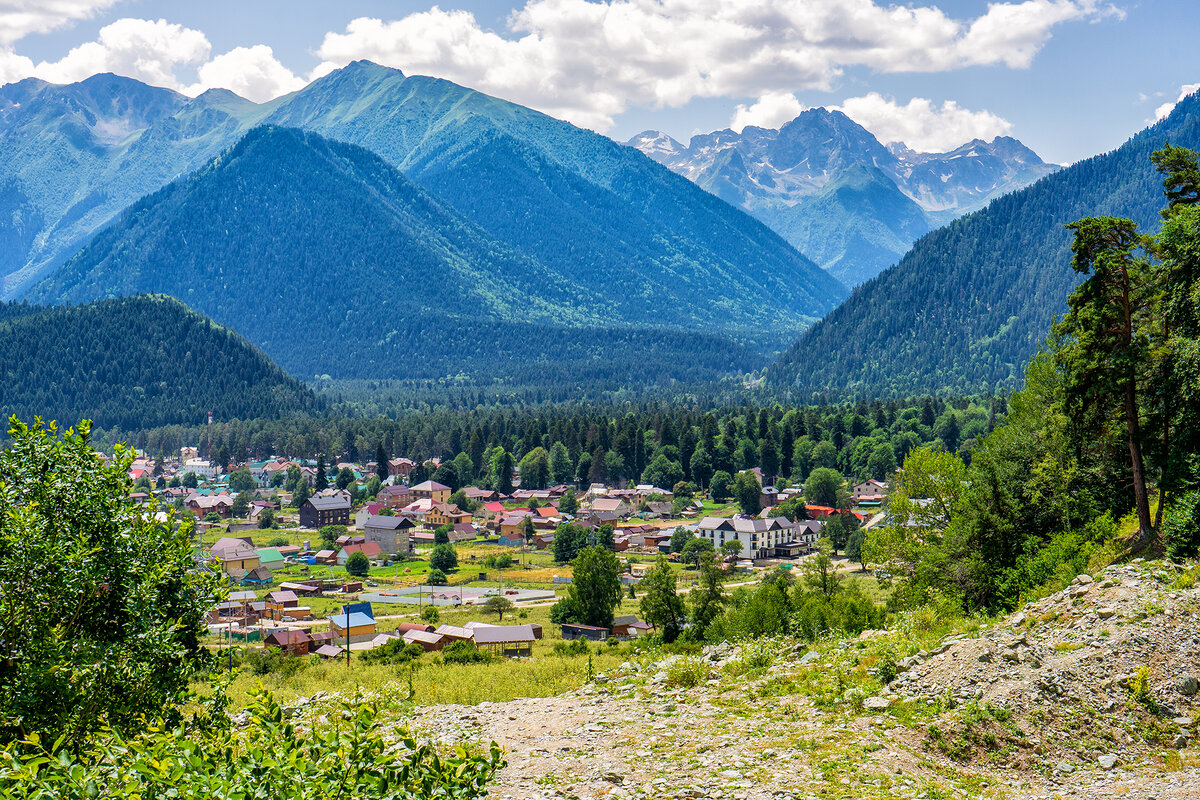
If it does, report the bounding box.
[363,514,413,530]
[267,590,298,604]
[612,615,653,629]
[211,542,258,561]
[471,623,536,644]
[411,480,450,492]
[315,549,336,558]
[483,502,506,512]
[562,623,609,632]
[395,622,434,633]
[265,629,310,646]
[328,611,376,629]
[590,498,628,512]
[434,624,473,639]
[305,495,351,511]
[314,644,345,657]
[255,547,284,562]
[402,629,443,645]
[339,542,383,558]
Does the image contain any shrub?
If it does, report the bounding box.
[430,543,458,572]
[1129,665,1155,709]
[441,641,492,665]
[428,569,447,586]
[346,550,370,577]
[553,639,590,657]
[359,639,425,666]
[421,606,440,624]
[665,655,709,688]
[0,688,505,798]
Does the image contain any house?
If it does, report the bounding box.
[426,503,472,528]
[187,492,234,518]
[851,479,890,506]
[378,484,413,509]
[314,549,337,565]
[402,629,445,652]
[696,516,809,560]
[451,522,478,542]
[399,498,435,522]
[362,514,416,556]
[589,497,632,517]
[478,501,507,522]
[410,480,451,504]
[387,458,416,479]
[308,630,336,650]
[498,513,534,540]
[240,565,274,586]
[806,505,838,518]
[255,547,286,569]
[263,629,310,656]
[299,495,351,528]
[561,623,609,641]
[266,589,299,608]
[335,534,366,547]
[328,606,378,644]
[469,623,536,656]
[463,487,499,502]
[760,486,780,509]
[209,537,260,574]
[336,541,383,566]
[611,615,653,638]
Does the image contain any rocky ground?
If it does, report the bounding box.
[295,559,1200,799]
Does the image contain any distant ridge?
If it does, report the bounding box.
[628,109,1056,285]
[766,90,1200,399]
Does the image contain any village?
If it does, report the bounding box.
[116,445,891,670]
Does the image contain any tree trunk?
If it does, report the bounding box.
[1125,382,1154,540]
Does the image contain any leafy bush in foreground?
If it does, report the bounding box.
[0,688,504,799]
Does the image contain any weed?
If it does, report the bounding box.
[665,655,709,688]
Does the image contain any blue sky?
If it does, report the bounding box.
[2,0,1197,164]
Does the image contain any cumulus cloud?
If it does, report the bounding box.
[31,18,210,88]
[835,93,1014,152]
[730,91,808,132]
[188,45,305,102]
[313,0,1115,131]
[0,0,120,46]
[1155,83,1200,121]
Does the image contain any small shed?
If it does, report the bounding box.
[263,629,311,656]
[314,644,345,659]
[611,615,653,638]
[561,623,609,642]
[402,629,445,652]
[470,623,536,657]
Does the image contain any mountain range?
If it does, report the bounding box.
[628,110,1057,285]
[767,90,1200,398]
[2,61,846,386]
[0,294,322,429]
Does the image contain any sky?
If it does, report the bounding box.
[1,0,1197,164]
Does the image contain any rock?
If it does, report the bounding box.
[1054,761,1075,774]
[799,650,820,665]
[1175,735,1190,749]
[1097,755,1119,770]
[1178,676,1199,696]
[1010,613,1027,627]
[863,696,890,711]
[1097,607,1117,619]
[1076,574,1094,585]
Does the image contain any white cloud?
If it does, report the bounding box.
[835,93,1014,152]
[1155,83,1200,121]
[188,45,305,103]
[313,0,1114,131]
[0,0,120,46]
[31,18,210,88]
[730,91,807,132]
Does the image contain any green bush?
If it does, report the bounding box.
[359,639,425,666]
[665,655,709,688]
[346,550,370,577]
[441,641,492,665]
[428,569,447,586]
[0,688,505,798]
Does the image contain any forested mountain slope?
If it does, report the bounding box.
[767,91,1200,398]
[2,63,844,350]
[32,127,764,385]
[0,294,322,429]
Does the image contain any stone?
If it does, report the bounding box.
[799,650,820,665]
[1178,676,1199,696]
[1054,761,1075,774]
[863,696,890,710]
[1097,607,1117,619]
[1097,755,1119,770]
[1175,735,1189,749]
[1076,574,1094,585]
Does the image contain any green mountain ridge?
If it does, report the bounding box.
[767,91,1200,398]
[32,126,767,386]
[0,294,322,430]
[1,62,845,350]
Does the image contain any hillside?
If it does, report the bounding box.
[0,294,321,430]
[2,64,844,354]
[32,127,765,385]
[628,110,1056,285]
[768,91,1200,398]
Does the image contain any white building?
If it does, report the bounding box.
[695,516,822,560]
[183,458,219,480]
